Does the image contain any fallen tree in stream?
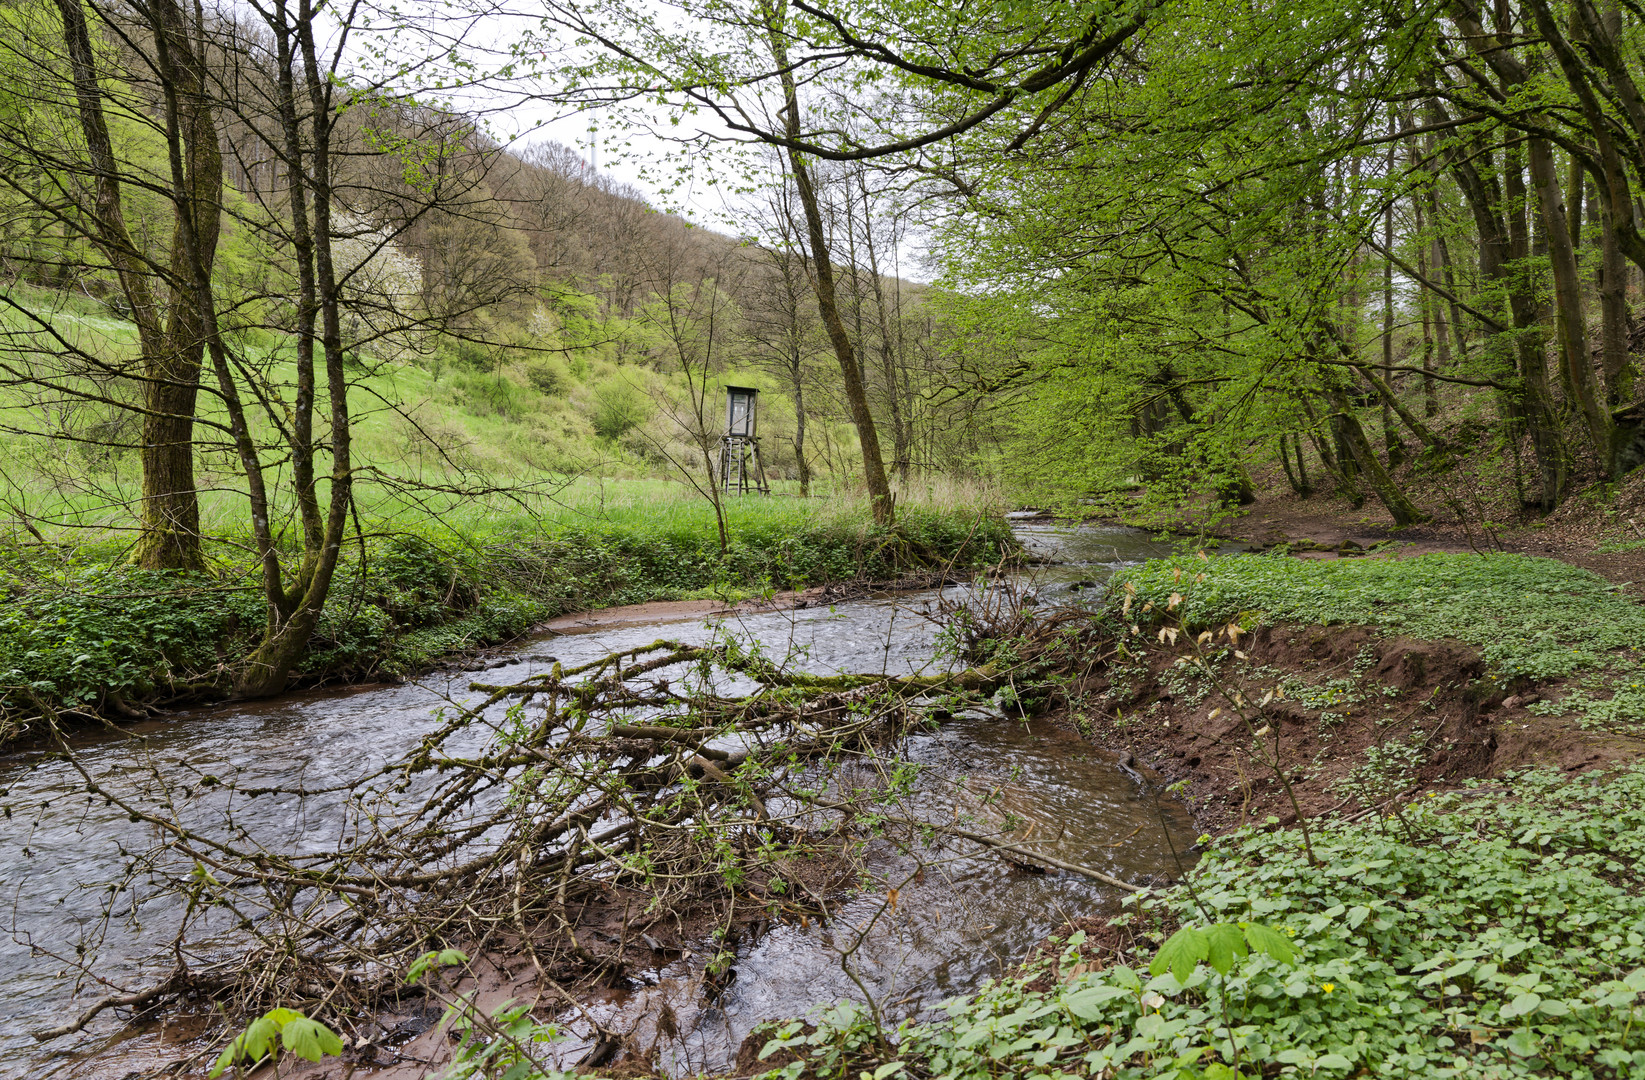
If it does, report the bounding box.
[34,585,1142,1052]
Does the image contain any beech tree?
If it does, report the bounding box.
[909,0,1645,518]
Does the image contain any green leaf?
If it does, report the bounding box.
[1502,992,1542,1019]
[1203,922,1247,975]
[1062,984,1132,1020]
[208,1044,238,1079]
[240,1016,280,1062]
[1149,926,1209,986]
[1240,922,1297,965]
[1316,1053,1354,1070]
[281,1016,344,1062]
[1505,1028,1540,1057]
[208,1015,280,1078]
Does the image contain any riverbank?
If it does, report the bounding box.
[1074,550,1645,830]
[752,760,1645,1080]
[737,549,1645,1080]
[0,504,1015,746]
[1139,458,1645,600]
[32,533,1645,1080]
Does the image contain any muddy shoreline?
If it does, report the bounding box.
[1053,625,1645,838]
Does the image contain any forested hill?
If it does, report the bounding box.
[1,70,958,496]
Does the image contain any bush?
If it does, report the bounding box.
[0,506,1015,733]
[522,356,569,396]
[452,371,529,419]
[0,566,262,710]
[590,377,650,440]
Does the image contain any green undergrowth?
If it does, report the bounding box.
[759,765,1645,1080]
[1112,552,1645,734]
[0,506,1012,733]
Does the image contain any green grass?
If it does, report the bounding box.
[0,284,1014,736]
[760,764,1645,1079]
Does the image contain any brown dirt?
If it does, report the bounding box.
[1067,623,1645,834]
[507,572,978,638]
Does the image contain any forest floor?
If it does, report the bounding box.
[1199,460,1645,595]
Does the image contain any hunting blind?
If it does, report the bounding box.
[719,385,769,494]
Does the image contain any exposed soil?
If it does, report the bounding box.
[1064,623,1645,835]
[537,572,978,637]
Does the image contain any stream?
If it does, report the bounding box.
[0,522,1199,1079]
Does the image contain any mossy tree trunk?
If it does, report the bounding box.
[55,0,220,572]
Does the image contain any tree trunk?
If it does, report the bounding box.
[1528,136,1613,470]
[54,0,208,571]
[1326,389,1429,525]
[236,1,359,697]
[772,29,894,523]
[792,373,811,496]
[1599,201,1636,408]
[1382,118,1406,468]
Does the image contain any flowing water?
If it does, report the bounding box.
[0,523,1199,1078]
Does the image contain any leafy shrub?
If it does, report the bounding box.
[523,356,570,396]
[453,371,529,419]
[589,377,650,439]
[210,1007,343,1077]
[0,566,262,708]
[0,507,1013,729]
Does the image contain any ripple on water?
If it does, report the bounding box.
[0,523,1196,1078]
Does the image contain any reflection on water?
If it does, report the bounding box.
[0,522,1195,1078]
[562,710,1192,1076]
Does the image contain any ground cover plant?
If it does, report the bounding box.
[1112,552,1645,735]
[756,764,1645,1079]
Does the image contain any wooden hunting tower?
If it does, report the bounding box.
[719,385,769,494]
